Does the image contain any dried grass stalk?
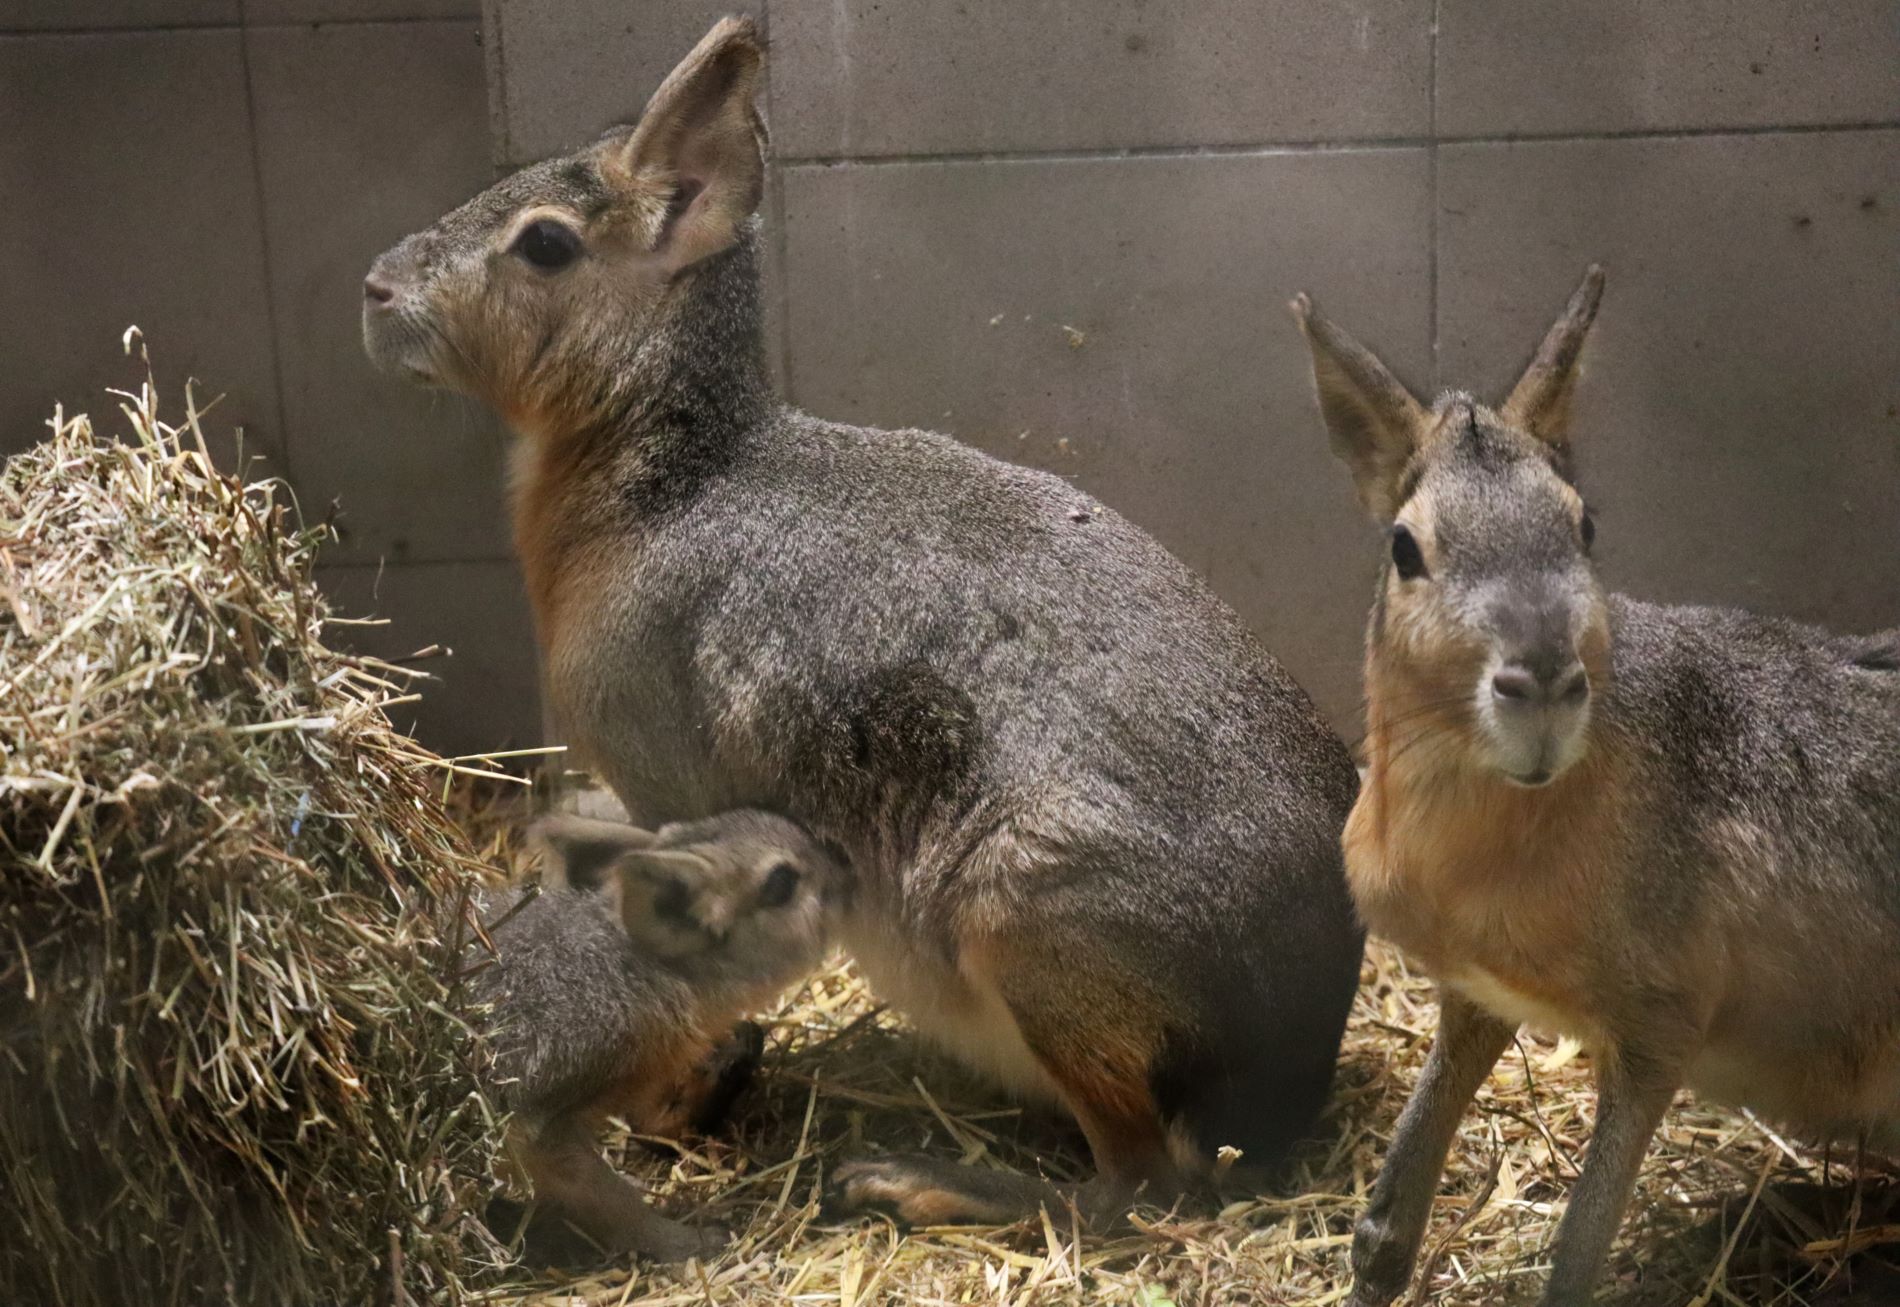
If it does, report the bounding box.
[0,357,504,1307]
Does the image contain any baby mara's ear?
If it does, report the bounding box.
[604,15,766,275]
[612,846,721,942]
[530,815,657,893]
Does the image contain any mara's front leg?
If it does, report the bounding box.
[1349,990,1516,1307]
[508,1115,728,1265]
[639,1021,768,1144]
[1539,1040,1683,1306]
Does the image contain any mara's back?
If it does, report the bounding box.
[1609,596,1900,884]
[559,410,1357,867]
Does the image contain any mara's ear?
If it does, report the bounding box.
[1291,293,1428,522]
[618,847,712,884]
[610,847,712,935]
[530,815,656,893]
[609,16,766,273]
[1501,265,1605,456]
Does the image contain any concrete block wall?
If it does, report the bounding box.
[0,1,538,758]
[489,0,1900,733]
[7,2,1895,758]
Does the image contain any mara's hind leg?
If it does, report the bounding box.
[829,927,1186,1227]
[1163,918,1361,1189]
[828,1155,1075,1226]
[511,1114,728,1265]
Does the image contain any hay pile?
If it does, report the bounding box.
[0,365,505,1306]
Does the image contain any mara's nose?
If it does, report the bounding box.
[1492,660,1589,706]
[363,272,396,306]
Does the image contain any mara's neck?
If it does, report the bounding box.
[1353,658,1627,872]
[609,222,778,453]
[1348,659,1635,988]
[514,223,777,493]
[507,226,776,634]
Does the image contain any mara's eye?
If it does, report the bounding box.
[1389,523,1427,581]
[512,218,581,271]
[651,878,693,925]
[1580,509,1597,553]
[757,862,800,909]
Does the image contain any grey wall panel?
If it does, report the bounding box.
[782,149,1431,727]
[1439,131,1900,634]
[248,19,511,565]
[770,0,1431,159]
[1438,0,1900,138]
[0,29,282,470]
[319,560,542,757]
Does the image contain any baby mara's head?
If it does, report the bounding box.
[533,810,849,984]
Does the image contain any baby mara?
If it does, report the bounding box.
[470,810,848,1264]
[1298,269,1900,1307]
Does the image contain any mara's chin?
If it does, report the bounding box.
[361,317,441,385]
[1482,724,1589,789]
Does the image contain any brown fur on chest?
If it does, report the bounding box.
[1346,722,1630,1030]
[511,435,630,657]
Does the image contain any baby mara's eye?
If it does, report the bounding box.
[512,218,582,271]
[757,862,801,909]
[1580,508,1597,554]
[651,877,694,925]
[1389,523,1427,581]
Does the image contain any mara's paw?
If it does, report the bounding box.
[683,1019,768,1137]
[827,1156,983,1227]
[1344,1212,1413,1307]
[826,1154,1052,1226]
[1344,1288,1402,1307]
[724,1018,767,1065]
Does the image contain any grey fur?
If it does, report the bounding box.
[469,882,692,1124]
[366,18,1363,1204]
